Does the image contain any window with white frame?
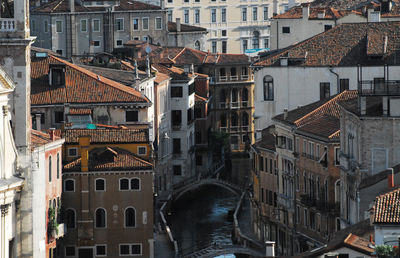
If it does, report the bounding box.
[133,18,139,30]
[68,147,78,157]
[64,179,75,192]
[195,9,200,23]
[142,17,149,30]
[116,39,123,46]
[211,9,216,23]
[95,245,107,256]
[120,244,141,256]
[131,178,140,190]
[116,18,124,31]
[212,41,217,53]
[263,6,269,20]
[95,208,106,228]
[95,178,105,191]
[221,8,226,22]
[242,7,247,22]
[184,9,189,23]
[80,19,88,32]
[93,19,100,32]
[155,17,162,30]
[253,7,258,21]
[125,207,136,227]
[138,146,147,155]
[56,20,62,33]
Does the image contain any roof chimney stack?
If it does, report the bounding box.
[146,56,151,78]
[49,128,56,141]
[70,0,75,12]
[176,18,181,32]
[284,108,288,120]
[302,4,310,20]
[388,168,395,189]
[35,114,41,131]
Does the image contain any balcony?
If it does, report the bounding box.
[231,102,240,109]
[213,74,254,83]
[241,101,249,107]
[242,126,249,132]
[0,18,15,32]
[358,80,400,96]
[300,195,340,215]
[219,127,228,132]
[230,126,240,132]
[339,152,358,172]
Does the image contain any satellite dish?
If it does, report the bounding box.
[145,46,152,54]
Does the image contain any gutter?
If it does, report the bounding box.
[329,67,340,93]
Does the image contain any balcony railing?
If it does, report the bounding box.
[219,102,228,109]
[214,74,254,83]
[230,126,239,132]
[231,102,240,109]
[0,18,15,32]
[358,80,400,96]
[300,195,340,215]
[242,126,249,131]
[219,127,228,132]
[241,101,249,107]
[230,75,239,81]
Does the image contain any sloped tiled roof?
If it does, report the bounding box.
[31,55,148,105]
[64,128,148,144]
[31,129,61,147]
[374,187,400,224]
[64,147,153,172]
[253,126,276,151]
[273,6,351,19]
[168,21,207,32]
[274,91,358,139]
[31,0,161,13]
[255,22,400,67]
[68,108,92,115]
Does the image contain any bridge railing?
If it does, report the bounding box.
[159,201,179,257]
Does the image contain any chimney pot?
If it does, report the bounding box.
[388,168,395,189]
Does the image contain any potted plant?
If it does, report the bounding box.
[375,244,395,258]
[48,207,59,238]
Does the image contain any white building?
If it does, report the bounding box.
[252,21,400,140]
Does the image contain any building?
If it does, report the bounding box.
[270,0,400,50]
[165,0,314,54]
[31,129,65,258]
[61,128,154,257]
[373,187,400,246]
[30,0,168,57]
[253,21,400,139]
[167,19,208,50]
[338,64,400,228]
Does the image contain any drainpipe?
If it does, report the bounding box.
[329,68,340,93]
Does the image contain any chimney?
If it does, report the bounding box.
[176,18,181,32]
[79,137,90,172]
[146,56,151,77]
[284,108,288,120]
[381,0,392,13]
[160,0,165,9]
[190,63,194,74]
[265,241,275,257]
[134,60,139,79]
[35,114,41,131]
[388,168,395,189]
[302,5,310,20]
[70,0,75,12]
[49,128,56,141]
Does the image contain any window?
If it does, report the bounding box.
[196,155,203,166]
[68,147,78,157]
[137,146,146,155]
[172,110,182,126]
[44,20,48,33]
[120,245,130,255]
[263,76,273,100]
[171,86,183,97]
[263,6,269,20]
[242,8,247,22]
[64,179,75,192]
[55,111,64,123]
[116,18,124,31]
[131,244,141,255]
[31,19,36,32]
[48,156,52,182]
[120,178,129,190]
[324,24,332,31]
[221,8,226,22]
[95,208,106,228]
[194,40,200,50]
[133,18,139,30]
[221,30,227,37]
[93,19,100,32]
[95,179,105,191]
[252,31,260,49]
[253,7,258,21]
[303,140,307,155]
[168,11,173,22]
[264,38,269,49]
[80,19,88,32]
[195,9,200,23]
[126,110,138,122]
[131,178,140,190]
[120,244,142,256]
[212,41,217,53]
[56,50,63,55]
[155,17,162,30]
[184,10,189,23]
[242,40,248,52]
[116,39,123,46]
[125,207,136,227]
[222,41,227,53]
[57,153,60,179]
[142,18,149,30]
[211,9,216,23]
[96,245,106,256]
[282,26,290,33]
[320,82,330,100]
[173,165,182,175]
[93,40,100,47]
[340,79,349,92]
[335,147,340,165]
[259,156,264,171]
[173,138,181,153]
[56,20,62,33]
[65,247,75,257]
[66,209,76,229]
[184,0,189,2]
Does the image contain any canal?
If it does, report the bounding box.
[168,185,239,256]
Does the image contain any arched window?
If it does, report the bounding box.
[231,113,238,126]
[242,112,249,126]
[231,89,238,103]
[64,179,75,192]
[263,76,274,100]
[125,207,136,227]
[230,67,237,76]
[219,89,226,103]
[57,153,60,179]
[66,209,75,229]
[242,88,248,102]
[131,178,140,190]
[220,68,226,77]
[49,156,52,182]
[220,114,227,128]
[335,180,340,203]
[194,40,201,50]
[252,31,260,49]
[95,178,106,191]
[95,208,106,228]
[120,178,129,190]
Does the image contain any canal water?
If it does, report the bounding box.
[168,185,239,256]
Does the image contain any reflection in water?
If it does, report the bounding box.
[169,185,238,256]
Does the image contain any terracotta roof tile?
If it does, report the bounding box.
[255,22,400,67]
[31,129,61,147]
[344,233,374,254]
[374,187,400,224]
[154,72,170,85]
[273,6,349,19]
[64,128,148,144]
[31,55,148,105]
[63,147,153,172]
[68,108,92,115]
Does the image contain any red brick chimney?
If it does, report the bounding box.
[49,128,56,141]
[388,168,395,189]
